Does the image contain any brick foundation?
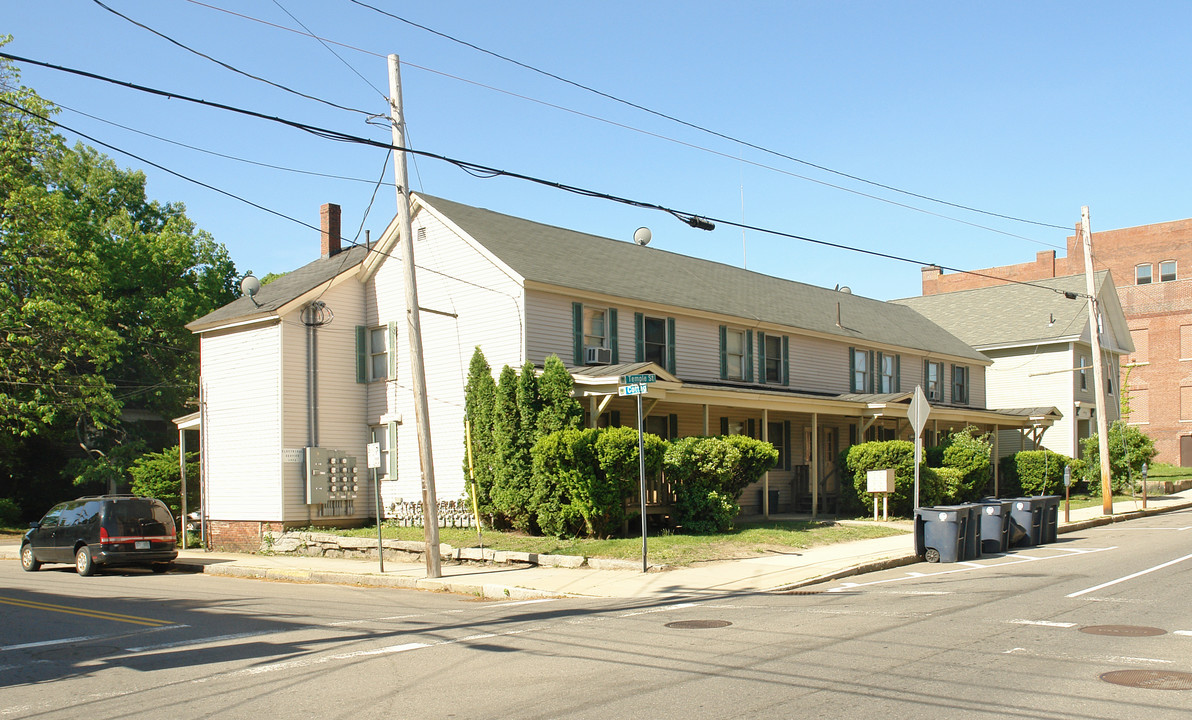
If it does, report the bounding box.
[207,520,285,552]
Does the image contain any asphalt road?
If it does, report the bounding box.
[3,508,1191,719]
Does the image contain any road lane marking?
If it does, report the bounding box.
[1003,647,1173,664]
[1066,551,1192,598]
[490,598,558,607]
[1174,630,1192,636]
[1114,526,1192,531]
[619,602,698,617]
[0,595,174,627]
[825,546,1117,592]
[1010,619,1078,628]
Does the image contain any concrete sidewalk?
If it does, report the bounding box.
[5,490,1191,600]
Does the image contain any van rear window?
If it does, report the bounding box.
[108,500,174,536]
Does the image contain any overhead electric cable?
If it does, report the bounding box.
[347,0,1070,232]
[268,0,388,101]
[90,0,376,116]
[0,58,1087,300]
[179,0,1063,247]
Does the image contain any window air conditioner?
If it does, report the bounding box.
[585,346,612,365]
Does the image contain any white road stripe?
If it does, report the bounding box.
[1174,630,1192,636]
[489,598,557,608]
[0,635,109,652]
[619,602,698,617]
[1067,552,1192,598]
[1009,619,1077,628]
[1003,647,1173,665]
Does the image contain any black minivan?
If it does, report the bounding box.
[21,495,178,576]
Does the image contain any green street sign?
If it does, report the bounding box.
[620,373,657,385]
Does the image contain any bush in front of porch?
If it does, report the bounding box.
[663,436,778,533]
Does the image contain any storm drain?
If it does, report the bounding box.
[779,590,825,596]
[1101,670,1192,691]
[665,620,732,629]
[1079,625,1167,637]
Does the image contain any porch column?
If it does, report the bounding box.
[702,404,709,435]
[588,396,598,429]
[762,408,769,518]
[811,412,819,519]
[179,426,187,547]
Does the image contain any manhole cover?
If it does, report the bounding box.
[665,619,732,629]
[1080,625,1167,637]
[1101,670,1192,690]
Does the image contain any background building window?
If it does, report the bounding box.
[1161,260,1177,282]
[1080,354,1089,391]
[1136,264,1153,285]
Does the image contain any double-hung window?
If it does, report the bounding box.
[636,313,675,373]
[1080,354,1089,391]
[925,360,943,401]
[879,353,899,393]
[952,365,969,404]
[761,333,789,385]
[356,323,396,383]
[1136,264,1153,285]
[370,424,393,479]
[584,307,607,349]
[723,328,746,380]
[851,348,870,393]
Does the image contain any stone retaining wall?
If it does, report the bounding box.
[263,531,644,571]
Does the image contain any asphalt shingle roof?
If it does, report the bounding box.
[419,195,987,362]
[890,272,1109,349]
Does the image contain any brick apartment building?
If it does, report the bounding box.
[922,218,1192,466]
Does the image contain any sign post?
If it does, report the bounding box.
[367,441,383,572]
[907,386,932,511]
[619,373,656,572]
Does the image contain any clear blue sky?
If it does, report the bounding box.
[6,1,1190,300]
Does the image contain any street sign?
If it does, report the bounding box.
[618,383,647,397]
[620,373,657,385]
[367,442,381,469]
[908,385,931,436]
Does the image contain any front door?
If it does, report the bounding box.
[820,427,839,508]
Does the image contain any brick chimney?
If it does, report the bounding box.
[921,265,942,295]
[320,203,341,258]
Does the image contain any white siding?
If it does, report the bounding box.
[201,323,284,521]
[279,278,369,523]
[984,344,1077,457]
[371,211,525,507]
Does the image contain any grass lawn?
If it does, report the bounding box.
[313,520,909,566]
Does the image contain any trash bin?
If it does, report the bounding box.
[1038,495,1062,544]
[975,499,1012,554]
[935,504,981,560]
[915,506,968,563]
[1009,497,1045,547]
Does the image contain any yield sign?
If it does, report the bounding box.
[908,385,931,437]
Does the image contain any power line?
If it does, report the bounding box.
[268,0,388,102]
[90,0,377,117]
[0,53,1088,300]
[179,0,1063,248]
[347,0,1071,233]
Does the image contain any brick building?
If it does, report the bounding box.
[921,218,1192,465]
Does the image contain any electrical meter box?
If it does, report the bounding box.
[305,447,360,504]
[866,468,896,494]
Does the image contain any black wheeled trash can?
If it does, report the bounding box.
[1009,497,1045,547]
[915,506,968,563]
[975,499,1012,554]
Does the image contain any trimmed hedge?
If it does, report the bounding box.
[997,449,1073,496]
[663,435,777,534]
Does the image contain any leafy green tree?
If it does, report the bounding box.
[462,347,497,521]
[536,354,582,436]
[1080,420,1158,496]
[491,365,528,530]
[128,446,200,524]
[0,43,238,512]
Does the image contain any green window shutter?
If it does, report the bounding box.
[951,364,958,403]
[875,351,884,392]
[894,354,901,393]
[572,302,584,366]
[634,312,644,363]
[745,330,754,382]
[668,413,678,440]
[782,335,790,386]
[387,321,398,380]
[720,417,729,435]
[923,358,930,396]
[666,316,676,374]
[610,410,621,427]
[783,420,792,470]
[719,325,727,380]
[387,421,398,478]
[757,332,767,384]
[355,326,367,383]
[747,418,756,438]
[609,308,619,364]
[869,350,876,393]
[849,347,857,392]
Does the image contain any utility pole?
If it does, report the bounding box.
[1080,206,1113,514]
[389,54,440,577]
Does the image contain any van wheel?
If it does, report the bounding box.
[20,544,41,572]
[75,546,96,576]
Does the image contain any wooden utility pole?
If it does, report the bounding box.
[389,54,441,577]
[1080,206,1113,514]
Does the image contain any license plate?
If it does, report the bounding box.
[135,540,150,550]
